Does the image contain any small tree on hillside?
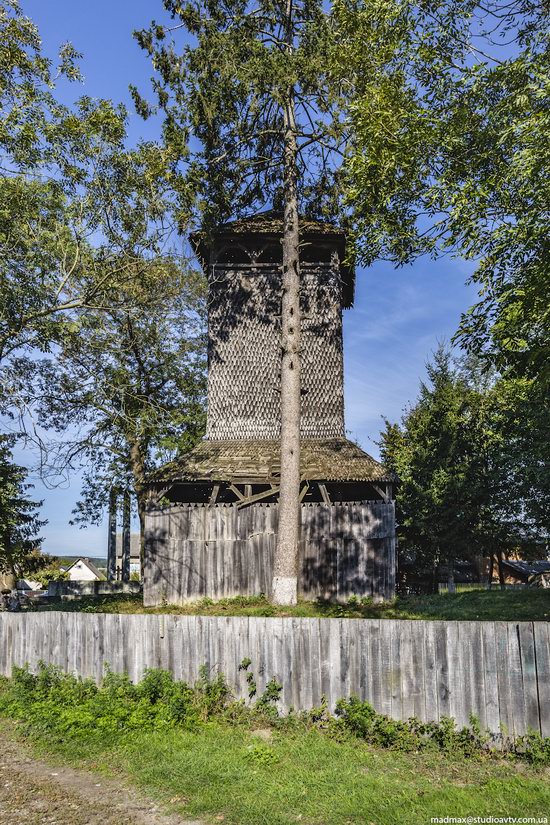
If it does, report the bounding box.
[0,435,46,580]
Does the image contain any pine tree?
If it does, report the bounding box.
[0,435,46,579]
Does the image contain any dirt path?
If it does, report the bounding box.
[0,728,203,825]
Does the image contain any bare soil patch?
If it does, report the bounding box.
[0,727,203,825]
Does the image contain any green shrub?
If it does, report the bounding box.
[515,731,550,765]
[1,663,549,765]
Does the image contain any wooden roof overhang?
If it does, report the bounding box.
[191,211,356,308]
[149,438,395,486]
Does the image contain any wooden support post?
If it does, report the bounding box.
[122,490,131,583]
[372,483,389,502]
[107,488,117,582]
[154,484,174,502]
[209,484,220,505]
[318,483,331,505]
[228,483,245,502]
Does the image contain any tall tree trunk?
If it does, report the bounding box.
[129,438,148,574]
[273,0,301,606]
[497,547,506,591]
[121,489,131,583]
[107,487,118,582]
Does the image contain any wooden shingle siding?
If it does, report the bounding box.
[143,501,396,606]
[1,613,548,739]
[207,263,345,440]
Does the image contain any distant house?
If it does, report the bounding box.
[498,559,550,585]
[64,558,105,582]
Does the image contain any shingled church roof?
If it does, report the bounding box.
[151,438,393,484]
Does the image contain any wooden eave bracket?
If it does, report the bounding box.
[371,483,390,502]
[318,483,331,505]
[152,483,175,502]
[236,485,281,509]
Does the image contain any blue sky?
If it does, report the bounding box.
[15,0,478,556]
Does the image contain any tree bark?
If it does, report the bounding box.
[273,0,301,606]
[129,438,148,574]
[497,547,506,590]
[107,488,117,582]
[447,556,456,593]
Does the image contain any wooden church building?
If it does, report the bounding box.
[143,213,396,605]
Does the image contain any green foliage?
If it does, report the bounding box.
[0,1,207,534]
[516,731,550,767]
[245,742,279,766]
[338,1,550,383]
[379,347,549,585]
[36,258,207,528]
[134,0,350,229]
[0,12,175,370]
[0,663,205,738]
[256,678,283,710]
[335,698,490,757]
[239,658,257,699]
[31,562,69,588]
[0,434,46,577]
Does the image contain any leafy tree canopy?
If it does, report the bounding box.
[1,1,208,544]
[380,346,549,588]
[35,257,207,540]
[339,0,549,383]
[132,0,350,229]
[0,1,186,377]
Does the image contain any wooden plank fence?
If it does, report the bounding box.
[0,613,548,737]
[144,501,396,605]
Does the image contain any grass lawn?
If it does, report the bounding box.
[31,588,550,621]
[10,722,550,825]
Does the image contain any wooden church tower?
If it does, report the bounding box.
[144,213,396,605]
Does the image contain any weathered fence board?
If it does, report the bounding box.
[144,501,396,606]
[1,613,548,738]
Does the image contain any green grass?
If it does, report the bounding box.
[8,722,550,825]
[31,588,550,621]
[2,664,549,825]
